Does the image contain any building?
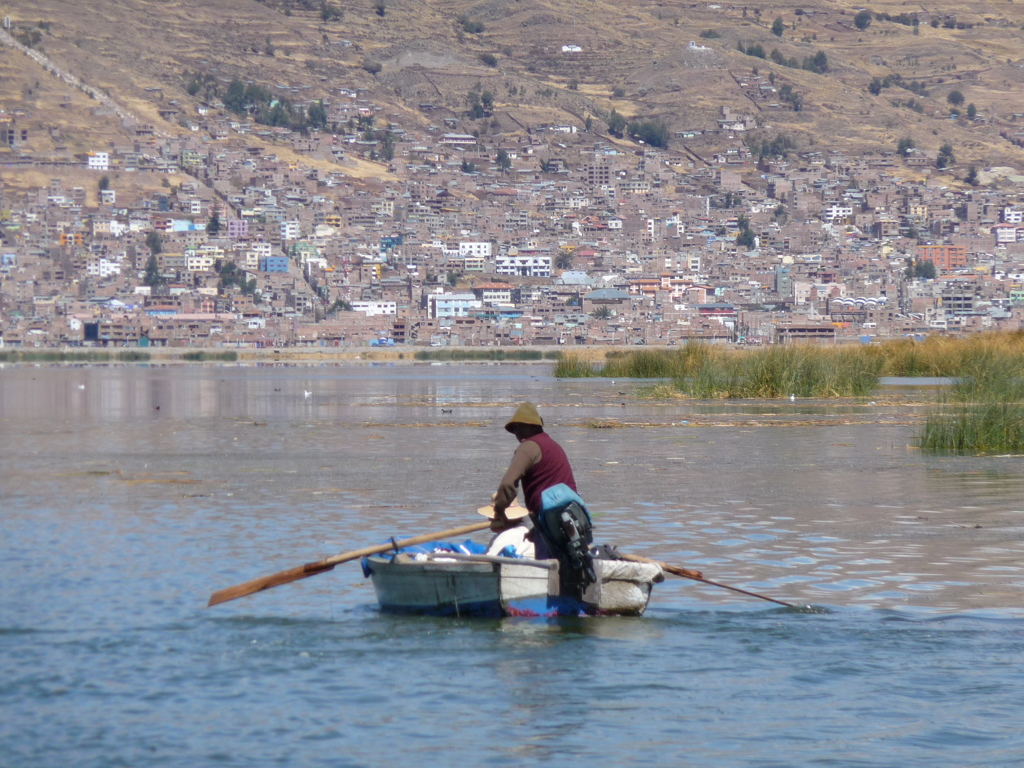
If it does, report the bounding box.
[259,256,289,273]
[916,244,968,272]
[87,152,110,171]
[495,252,552,277]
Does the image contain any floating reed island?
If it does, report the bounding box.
[554,333,1024,455]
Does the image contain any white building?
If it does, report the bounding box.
[495,253,552,278]
[87,152,109,171]
[86,258,121,278]
[459,241,492,258]
[428,293,482,319]
[280,220,301,240]
[186,252,216,273]
[351,301,397,317]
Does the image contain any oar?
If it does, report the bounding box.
[619,553,796,608]
[208,521,491,607]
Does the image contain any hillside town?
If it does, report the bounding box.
[5,87,1024,350]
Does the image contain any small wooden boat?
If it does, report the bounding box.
[363,551,664,617]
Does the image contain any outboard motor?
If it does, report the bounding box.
[537,501,596,597]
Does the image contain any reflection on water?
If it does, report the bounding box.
[4,364,1024,766]
[3,363,1024,612]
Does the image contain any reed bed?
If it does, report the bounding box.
[553,352,599,377]
[920,402,1024,454]
[413,349,550,361]
[181,350,238,362]
[915,333,1024,454]
[0,349,152,363]
[561,343,884,398]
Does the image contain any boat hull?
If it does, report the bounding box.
[365,556,663,617]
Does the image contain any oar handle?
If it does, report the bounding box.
[619,552,796,609]
[208,520,492,607]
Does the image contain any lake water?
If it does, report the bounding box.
[3,363,1024,767]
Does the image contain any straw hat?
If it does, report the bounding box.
[505,401,543,433]
[477,502,530,520]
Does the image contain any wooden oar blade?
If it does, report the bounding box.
[208,560,335,606]
[207,520,492,607]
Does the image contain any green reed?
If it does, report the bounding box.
[918,335,1024,454]
[553,352,598,377]
[413,349,543,361]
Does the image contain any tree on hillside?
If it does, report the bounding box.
[607,109,627,137]
[965,166,979,186]
[854,10,872,30]
[98,176,110,192]
[897,137,915,157]
[145,231,163,256]
[772,17,785,36]
[144,255,165,288]
[936,143,955,169]
[495,149,512,172]
[967,103,977,120]
[947,90,965,106]
[206,211,221,236]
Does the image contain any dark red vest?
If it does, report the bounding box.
[521,432,577,514]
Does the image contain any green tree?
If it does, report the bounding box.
[772,16,785,36]
[965,166,979,186]
[854,10,872,30]
[607,109,627,137]
[479,52,497,67]
[947,90,965,106]
[461,160,477,173]
[308,101,328,129]
[98,175,110,192]
[937,143,955,169]
[145,231,163,255]
[362,59,382,75]
[144,254,164,287]
[967,103,977,120]
[897,137,915,157]
[495,149,512,172]
[374,1,386,16]
[915,260,937,279]
[320,1,341,21]
[206,211,221,235]
[591,305,613,320]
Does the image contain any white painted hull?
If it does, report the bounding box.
[364,555,664,617]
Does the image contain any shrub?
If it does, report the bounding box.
[479,53,498,67]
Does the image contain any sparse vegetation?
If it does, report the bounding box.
[854,10,872,31]
[479,52,498,67]
[626,118,669,148]
[459,16,485,34]
[936,143,955,169]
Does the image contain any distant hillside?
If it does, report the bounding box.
[5,0,1024,169]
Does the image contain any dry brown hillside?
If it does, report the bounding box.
[4,0,1024,168]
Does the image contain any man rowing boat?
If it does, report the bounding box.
[492,402,595,594]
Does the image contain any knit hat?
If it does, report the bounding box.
[505,401,544,432]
